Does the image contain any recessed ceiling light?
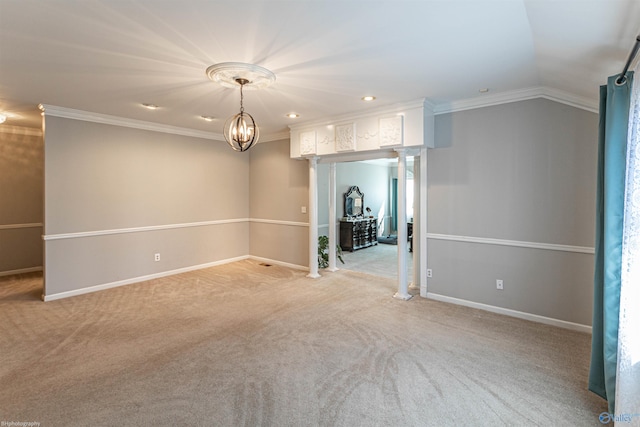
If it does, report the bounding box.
[286,113,300,118]
[142,103,159,110]
[479,88,490,93]
[362,96,376,102]
[200,115,216,122]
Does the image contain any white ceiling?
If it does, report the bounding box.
[1,0,639,137]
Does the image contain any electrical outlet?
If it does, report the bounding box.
[426,269,433,278]
[154,253,161,262]
[301,206,307,214]
[496,279,504,290]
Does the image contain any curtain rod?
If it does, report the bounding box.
[616,35,640,84]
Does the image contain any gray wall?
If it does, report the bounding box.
[0,127,43,275]
[249,139,309,267]
[427,98,598,325]
[43,117,250,297]
[37,96,600,328]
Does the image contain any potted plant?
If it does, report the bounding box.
[318,235,344,268]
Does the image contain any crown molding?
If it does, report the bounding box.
[36,86,598,143]
[433,86,598,115]
[0,124,43,136]
[538,87,599,114]
[39,104,225,141]
[259,130,290,143]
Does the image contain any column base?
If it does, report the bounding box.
[393,292,413,301]
[307,272,321,279]
[327,267,340,272]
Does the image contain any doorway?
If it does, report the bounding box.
[317,157,415,282]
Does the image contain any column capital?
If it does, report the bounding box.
[394,147,421,157]
[393,147,408,157]
[305,155,319,164]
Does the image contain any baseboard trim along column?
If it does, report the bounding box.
[426,292,591,333]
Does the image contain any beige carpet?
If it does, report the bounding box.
[0,260,608,426]
[340,241,412,280]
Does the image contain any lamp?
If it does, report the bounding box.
[223,78,258,152]
[206,62,275,152]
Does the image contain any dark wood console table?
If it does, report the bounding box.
[340,218,378,252]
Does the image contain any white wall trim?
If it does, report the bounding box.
[0,266,43,277]
[39,104,225,141]
[249,256,308,271]
[433,86,598,115]
[43,219,249,241]
[43,256,250,301]
[427,292,591,334]
[427,233,594,254]
[0,223,43,230]
[250,218,309,227]
[43,218,311,241]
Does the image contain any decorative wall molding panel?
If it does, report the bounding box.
[335,123,356,152]
[379,116,403,147]
[299,130,317,155]
[289,99,434,159]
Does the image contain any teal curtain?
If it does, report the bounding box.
[589,72,633,413]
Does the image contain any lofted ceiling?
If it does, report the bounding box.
[0,0,639,138]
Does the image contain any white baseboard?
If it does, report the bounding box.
[249,256,308,271]
[0,266,43,277]
[426,292,592,334]
[42,256,250,301]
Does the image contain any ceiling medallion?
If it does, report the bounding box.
[206,62,276,90]
[206,62,275,152]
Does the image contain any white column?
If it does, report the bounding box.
[328,162,338,271]
[410,155,420,290]
[394,148,411,300]
[307,156,320,278]
[419,147,428,298]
